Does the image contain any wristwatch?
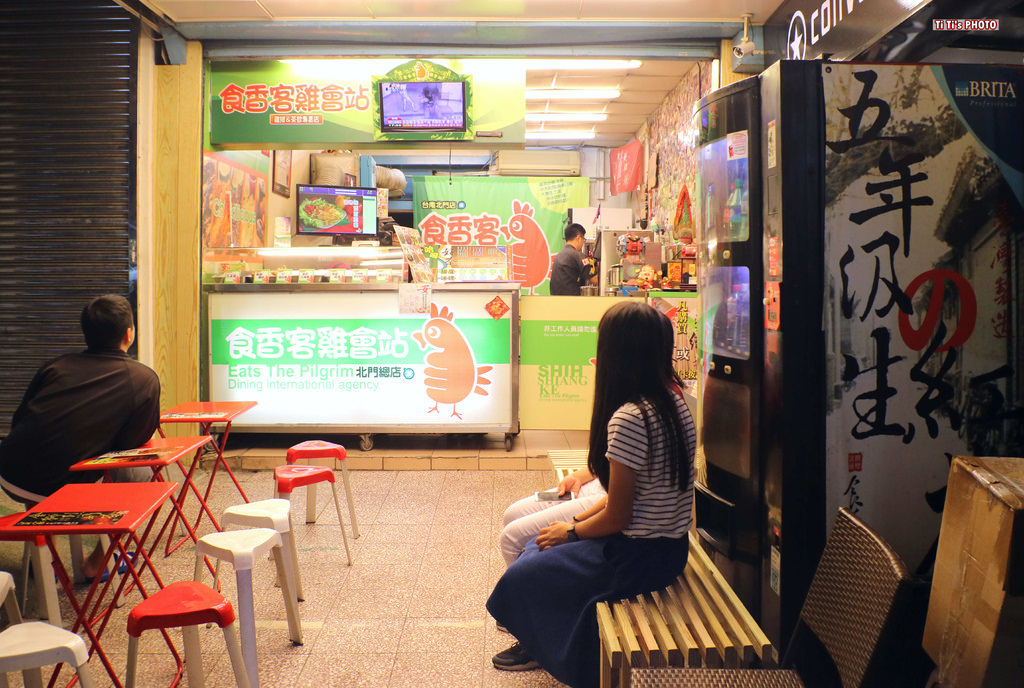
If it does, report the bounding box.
[566,524,579,542]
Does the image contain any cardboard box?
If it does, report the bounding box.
[923,456,1024,688]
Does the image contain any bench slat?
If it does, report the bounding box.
[688,533,776,667]
[625,598,665,667]
[612,600,645,668]
[687,543,755,666]
[685,565,741,668]
[652,588,701,667]
[596,601,622,669]
[670,577,722,668]
[638,592,683,666]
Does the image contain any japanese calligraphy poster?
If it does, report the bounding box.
[413,176,590,295]
[201,150,269,248]
[208,291,516,429]
[822,64,1023,568]
[207,59,525,145]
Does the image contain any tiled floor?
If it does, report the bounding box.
[0,430,585,687]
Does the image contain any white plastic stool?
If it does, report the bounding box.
[220,499,306,601]
[193,528,302,688]
[0,571,22,626]
[0,621,96,688]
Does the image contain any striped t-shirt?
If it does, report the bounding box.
[606,392,696,538]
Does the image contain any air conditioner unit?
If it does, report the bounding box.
[491,150,581,177]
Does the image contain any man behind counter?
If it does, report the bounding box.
[549,223,597,296]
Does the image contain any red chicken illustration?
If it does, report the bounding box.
[412,303,492,419]
[500,200,552,294]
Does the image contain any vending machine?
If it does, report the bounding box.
[695,61,1024,648]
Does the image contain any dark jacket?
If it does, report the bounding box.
[549,244,594,295]
[0,348,160,497]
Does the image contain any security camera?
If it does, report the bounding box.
[733,40,756,58]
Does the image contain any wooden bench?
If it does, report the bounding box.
[596,531,777,688]
[547,450,589,482]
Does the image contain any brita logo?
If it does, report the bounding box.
[955,81,1018,99]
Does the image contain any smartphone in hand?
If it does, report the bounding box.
[535,489,573,502]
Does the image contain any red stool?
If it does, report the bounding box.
[277,440,360,539]
[125,580,250,688]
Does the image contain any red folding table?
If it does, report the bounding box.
[70,436,220,571]
[157,401,256,554]
[0,481,183,688]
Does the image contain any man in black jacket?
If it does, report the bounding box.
[549,223,597,295]
[0,294,160,577]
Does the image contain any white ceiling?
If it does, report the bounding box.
[140,0,787,147]
[144,1,783,23]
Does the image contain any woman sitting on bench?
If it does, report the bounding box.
[487,300,696,687]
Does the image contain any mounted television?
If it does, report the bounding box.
[296,185,378,244]
[378,81,467,133]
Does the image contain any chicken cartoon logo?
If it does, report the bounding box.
[500,200,552,294]
[412,303,492,419]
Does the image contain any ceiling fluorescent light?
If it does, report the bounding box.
[519,59,642,70]
[526,88,621,100]
[525,131,596,140]
[526,113,608,123]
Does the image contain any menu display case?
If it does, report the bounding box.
[202,255,520,450]
[203,245,406,285]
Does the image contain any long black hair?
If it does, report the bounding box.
[586,301,690,493]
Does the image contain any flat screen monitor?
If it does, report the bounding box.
[295,185,378,243]
[378,81,467,133]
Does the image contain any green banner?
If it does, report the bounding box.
[211,317,509,365]
[413,176,590,295]
[208,59,524,146]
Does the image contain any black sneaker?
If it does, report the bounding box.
[492,642,540,671]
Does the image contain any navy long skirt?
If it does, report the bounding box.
[486,534,688,688]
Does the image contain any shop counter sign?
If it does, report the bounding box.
[209,309,512,427]
[414,176,589,295]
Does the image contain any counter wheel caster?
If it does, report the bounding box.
[359,433,374,452]
[504,433,514,452]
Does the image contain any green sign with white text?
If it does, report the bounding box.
[413,176,589,295]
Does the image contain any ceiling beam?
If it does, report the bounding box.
[163,20,736,60]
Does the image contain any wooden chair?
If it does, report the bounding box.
[614,508,913,688]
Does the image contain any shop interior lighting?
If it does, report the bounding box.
[359,259,406,267]
[517,59,642,70]
[525,88,621,100]
[256,247,404,258]
[525,113,608,123]
[524,131,596,140]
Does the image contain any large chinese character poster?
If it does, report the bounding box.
[822,64,1023,568]
[413,176,589,295]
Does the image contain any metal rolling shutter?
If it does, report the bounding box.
[0,1,138,435]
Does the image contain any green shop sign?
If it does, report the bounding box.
[210,317,510,366]
[207,58,525,146]
[413,176,589,295]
